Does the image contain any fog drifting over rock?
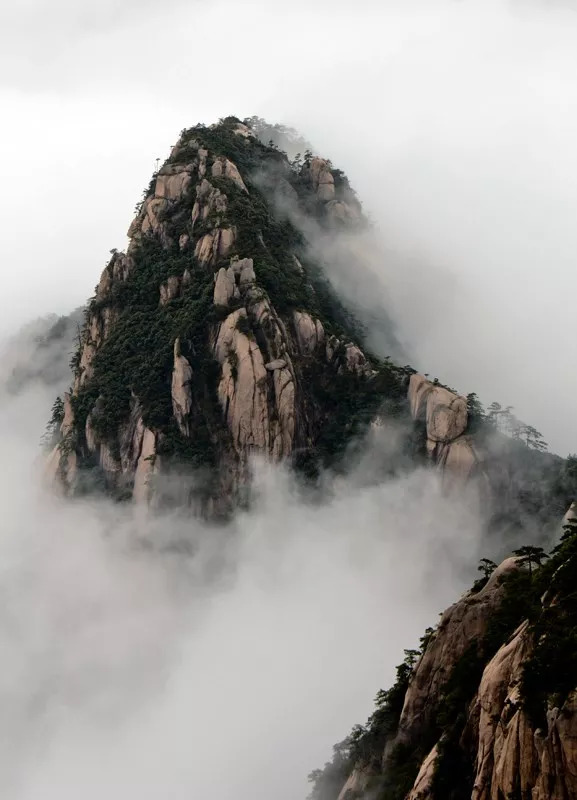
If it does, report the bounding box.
[0,357,487,799]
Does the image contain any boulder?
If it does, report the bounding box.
[307,157,335,202]
[293,311,324,355]
[408,374,468,443]
[231,256,256,287]
[194,227,236,265]
[211,157,248,192]
[154,165,193,201]
[214,267,239,307]
[159,275,180,305]
[265,359,287,371]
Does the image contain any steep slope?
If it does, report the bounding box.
[309,508,577,800]
[46,117,409,512]
[408,373,577,547]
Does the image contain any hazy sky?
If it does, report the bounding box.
[1,0,577,452]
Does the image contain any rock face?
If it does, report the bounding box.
[154,164,193,201]
[211,156,248,192]
[293,311,324,355]
[212,278,297,461]
[336,767,375,800]
[213,267,239,307]
[133,428,157,505]
[471,621,534,800]
[302,155,361,222]
[387,558,521,761]
[308,157,336,202]
[408,373,486,489]
[171,338,193,436]
[469,619,577,800]
[214,308,270,454]
[406,743,438,800]
[409,373,467,444]
[47,117,406,510]
[318,512,577,800]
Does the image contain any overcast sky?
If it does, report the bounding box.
[1,0,577,458]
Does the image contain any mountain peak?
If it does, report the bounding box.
[45,117,405,514]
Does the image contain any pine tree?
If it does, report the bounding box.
[513,545,548,578]
[478,558,498,580]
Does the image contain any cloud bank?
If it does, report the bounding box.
[0,353,486,799]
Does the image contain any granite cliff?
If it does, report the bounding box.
[45,117,410,514]
[311,506,577,800]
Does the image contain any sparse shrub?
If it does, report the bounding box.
[228,349,239,381]
[235,315,252,337]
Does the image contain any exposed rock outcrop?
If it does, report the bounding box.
[408,373,488,490]
[232,122,256,139]
[407,743,439,800]
[191,178,228,229]
[211,156,248,192]
[470,619,577,800]
[194,227,236,265]
[45,116,576,537]
[301,155,361,222]
[325,503,577,800]
[133,428,157,505]
[118,395,148,478]
[130,197,169,246]
[307,157,336,202]
[326,199,361,224]
[336,767,376,800]
[214,266,239,307]
[293,311,324,355]
[171,338,193,437]
[409,373,468,444]
[45,393,77,491]
[154,163,194,201]
[471,621,534,800]
[160,275,181,305]
[49,117,515,516]
[214,308,270,455]
[388,558,520,760]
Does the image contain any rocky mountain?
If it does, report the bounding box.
[44,116,413,512]
[44,117,575,525]
[41,116,577,798]
[310,504,577,800]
